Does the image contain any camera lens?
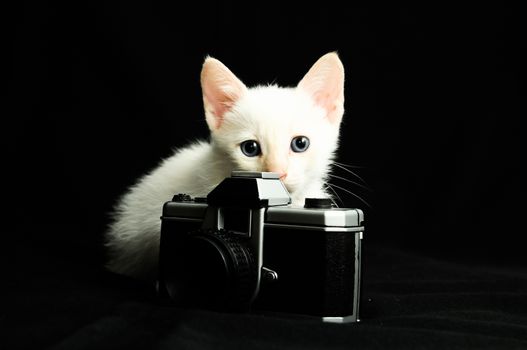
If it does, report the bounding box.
[167,229,257,311]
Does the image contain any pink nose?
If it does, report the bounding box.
[266,162,287,180]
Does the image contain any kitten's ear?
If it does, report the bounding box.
[201,56,247,130]
[297,52,345,125]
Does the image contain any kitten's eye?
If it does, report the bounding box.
[291,136,310,153]
[240,140,261,157]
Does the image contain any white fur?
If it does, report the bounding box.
[105,53,345,280]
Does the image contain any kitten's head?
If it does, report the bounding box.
[200,52,345,203]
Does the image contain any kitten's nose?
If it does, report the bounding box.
[265,161,287,180]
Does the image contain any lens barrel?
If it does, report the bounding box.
[170,229,257,311]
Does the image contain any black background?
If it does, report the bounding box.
[4,3,526,349]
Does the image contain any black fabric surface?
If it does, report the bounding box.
[3,240,527,350]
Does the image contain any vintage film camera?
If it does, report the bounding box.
[157,171,365,323]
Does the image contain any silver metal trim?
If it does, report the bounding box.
[248,207,266,303]
[264,223,364,232]
[266,207,363,227]
[354,232,362,320]
[231,171,280,179]
[322,315,358,323]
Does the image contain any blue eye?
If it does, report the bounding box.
[240,140,261,157]
[291,136,310,153]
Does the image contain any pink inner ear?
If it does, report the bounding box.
[201,57,246,130]
[202,84,236,128]
[298,52,345,124]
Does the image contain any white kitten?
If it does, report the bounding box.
[105,52,346,280]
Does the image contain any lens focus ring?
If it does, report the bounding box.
[182,229,257,310]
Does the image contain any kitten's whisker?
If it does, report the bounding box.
[332,163,368,185]
[324,183,342,207]
[327,183,372,208]
[333,161,366,169]
[327,174,373,192]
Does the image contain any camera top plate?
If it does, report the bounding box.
[231,171,281,179]
[266,207,364,230]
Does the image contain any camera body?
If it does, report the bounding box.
[157,171,365,323]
